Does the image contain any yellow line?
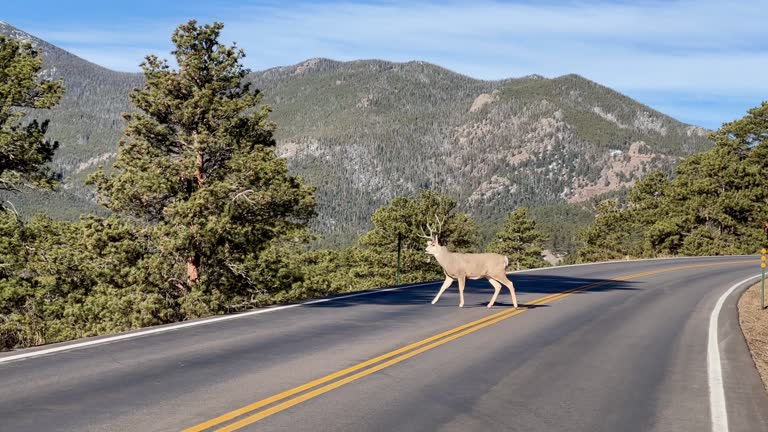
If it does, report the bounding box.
[183,303,539,431]
[184,281,598,432]
[183,260,747,431]
[216,309,529,432]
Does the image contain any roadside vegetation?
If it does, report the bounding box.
[1,21,766,350]
[568,102,768,262]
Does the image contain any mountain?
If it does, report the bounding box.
[0,22,712,245]
[253,59,711,242]
[0,21,141,216]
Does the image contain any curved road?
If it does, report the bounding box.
[1,257,768,432]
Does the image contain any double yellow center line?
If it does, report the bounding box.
[183,261,746,432]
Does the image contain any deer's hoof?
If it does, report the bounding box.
[431,300,437,305]
[459,304,464,308]
[487,304,493,308]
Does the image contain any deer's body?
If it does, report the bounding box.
[426,242,518,309]
[432,248,509,281]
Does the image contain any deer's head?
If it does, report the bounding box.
[425,236,443,255]
[419,214,446,256]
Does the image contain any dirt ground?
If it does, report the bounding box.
[738,281,768,392]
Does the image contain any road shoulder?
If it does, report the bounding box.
[722,278,768,432]
[737,282,768,392]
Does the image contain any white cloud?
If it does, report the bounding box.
[16,0,768,127]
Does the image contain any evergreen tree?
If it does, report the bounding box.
[0,36,64,194]
[573,199,633,262]
[671,102,768,255]
[486,207,548,269]
[0,212,176,350]
[359,189,480,283]
[89,21,314,313]
[361,189,479,252]
[572,102,768,261]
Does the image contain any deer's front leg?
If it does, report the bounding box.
[432,276,454,304]
[458,275,466,308]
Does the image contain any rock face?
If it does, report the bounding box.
[566,141,660,202]
[469,90,500,113]
[1,22,712,238]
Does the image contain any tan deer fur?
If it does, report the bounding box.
[424,237,518,309]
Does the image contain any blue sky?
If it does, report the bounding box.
[2,0,766,129]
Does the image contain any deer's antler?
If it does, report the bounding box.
[420,214,446,242]
[418,225,434,239]
[434,214,445,235]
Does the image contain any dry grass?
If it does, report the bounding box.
[738,281,768,392]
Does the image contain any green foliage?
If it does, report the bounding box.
[529,203,593,255]
[294,248,392,298]
[0,186,110,221]
[0,213,177,350]
[292,190,482,299]
[0,23,141,216]
[573,102,768,261]
[88,21,315,310]
[360,189,479,252]
[486,207,548,269]
[358,189,481,283]
[360,189,479,272]
[0,35,64,193]
[571,199,634,262]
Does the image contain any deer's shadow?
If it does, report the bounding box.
[304,273,640,308]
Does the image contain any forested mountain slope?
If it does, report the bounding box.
[0,22,712,244]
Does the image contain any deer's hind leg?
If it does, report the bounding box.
[487,278,502,308]
[499,275,518,309]
[432,276,454,305]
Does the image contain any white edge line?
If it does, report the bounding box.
[707,273,762,432]
[0,255,756,364]
[0,282,432,364]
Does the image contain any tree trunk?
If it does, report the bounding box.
[188,133,204,284]
[194,152,205,187]
[186,254,200,284]
[193,132,205,188]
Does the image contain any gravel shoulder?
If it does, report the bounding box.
[738,281,768,392]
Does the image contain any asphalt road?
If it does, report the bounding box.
[2,257,768,432]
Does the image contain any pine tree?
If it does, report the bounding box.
[486,207,548,269]
[572,200,635,262]
[359,189,480,282]
[361,189,479,252]
[0,36,64,194]
[671,102,768,255]
[572,102,768,261]
[89,21,315,306]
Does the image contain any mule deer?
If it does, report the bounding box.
[420,216,518,309]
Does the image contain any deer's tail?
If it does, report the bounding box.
[504,256,509,269]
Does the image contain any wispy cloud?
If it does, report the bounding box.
[16,0,768,128]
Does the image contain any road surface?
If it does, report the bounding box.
[1,256,768,432]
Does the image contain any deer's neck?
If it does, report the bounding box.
[433,247,454,267]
